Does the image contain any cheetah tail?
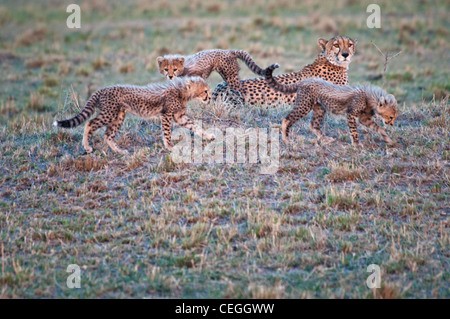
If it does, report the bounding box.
[264,63,299,94]
[53,90,101,128]
[233,50,266,76]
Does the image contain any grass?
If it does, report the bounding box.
[0,0,449,298]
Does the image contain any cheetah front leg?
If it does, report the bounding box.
[346,113,361,146]
[83,113,108,154]
[359,116,394,146]
[161,112,174,150]
[310,104,334,144]
[282,101,313,143]
[174,111,215,141]
[104,109,128,155]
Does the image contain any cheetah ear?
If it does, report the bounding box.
[177,57,185,65]
[318,38,328,51]
[386,94,395,104]
[156,56,164,65]
[379,96,385,106]
[353,39,358,46]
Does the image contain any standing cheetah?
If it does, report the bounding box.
[157,49,266,100]
[212,36,357,106]
[54,77,214,154]
[265,64,398,147]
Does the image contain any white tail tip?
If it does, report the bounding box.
[53,121,58,127]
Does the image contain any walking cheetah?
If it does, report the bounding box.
[54,77,214,154]
[157,49,266,99]
[212,36,357,106]
[265,64,398,147]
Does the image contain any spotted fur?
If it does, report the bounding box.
[264,65,398,147]
[157,49,266,100]
[54,77,214,154]
[212,36,357,106]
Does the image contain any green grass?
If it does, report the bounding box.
[0,0,449,298]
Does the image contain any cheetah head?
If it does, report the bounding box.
[186,77,210,104]
[318,36,357,68]
[377,94,398,126]
[157,55,185,80]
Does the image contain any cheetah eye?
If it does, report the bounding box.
[349,43,353,47]
[164,68,168,71]
[334,44,339,48]
[174,68,177,71]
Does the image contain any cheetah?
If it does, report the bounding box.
[157,49,266,99]
[264,63,398,147]
[212,36,357,106]
[53,77,214,154]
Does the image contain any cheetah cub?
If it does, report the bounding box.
[54,77,214,154]
[157,49,266,98]
[265,64,399,147]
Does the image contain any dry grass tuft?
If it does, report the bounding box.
[25,57,45,69]
[312,14,338,34]
[119,61,134,74]
[57,62,72,76]
[249,282,286,299]
[16,26,48,46]
[61,154,108,172]
[326,162,365,182]
[27,92,45,111]
[81,0,111,13]
[92,56,110,70]
[206,3,222,14]
[0,98,19,116]
[374,284,401,299]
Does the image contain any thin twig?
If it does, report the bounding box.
[372,42,402,89]
[371,42,385,57]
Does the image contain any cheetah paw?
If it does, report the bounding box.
[83,147,94,155]
[117,149,129,155]
[320,136,335,145]
[387,141,400,148]
[204,133,216,141]
[164,143,173,151]
[352,143,363,150]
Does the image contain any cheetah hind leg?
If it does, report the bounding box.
[161,113,174,151]
[104,109,129,155]
[319,136,335,145]
[310,104,334,145]
[281,118,291,143]
[83,115,108,154]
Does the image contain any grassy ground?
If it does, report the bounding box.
[0,0,448,298]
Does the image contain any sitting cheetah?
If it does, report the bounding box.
[157,49,266,99]
[212,36,357,106]
[265,64,398,147]
[54,77,214,154]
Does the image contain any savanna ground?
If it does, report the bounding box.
[0,0,448,298]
